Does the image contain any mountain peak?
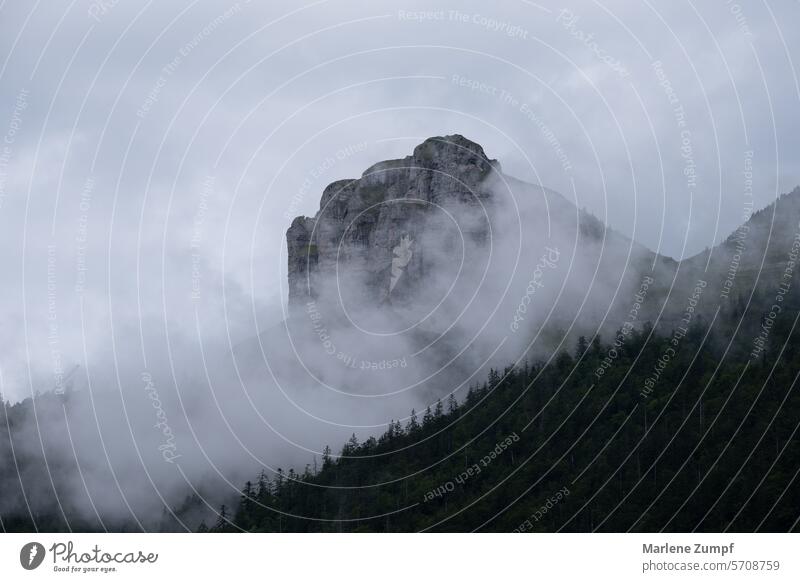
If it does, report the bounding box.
[413,134,487,160]
[358,134,501,180]
[287,135,502,307]
[411,134,500,173]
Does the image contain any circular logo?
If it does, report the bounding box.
[19,542,46,570]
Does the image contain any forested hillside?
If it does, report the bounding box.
[216,318,800,532]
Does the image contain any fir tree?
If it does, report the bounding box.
[434,399,443,419]
[423,406,433,426]
[406,409,420,433]
[447,394,458,415]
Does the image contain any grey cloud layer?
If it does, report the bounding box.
[0,0,798,528]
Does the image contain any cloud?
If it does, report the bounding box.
[0,0,798,529]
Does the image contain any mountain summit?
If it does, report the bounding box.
[287,135,800,359]
[287,135,503,309]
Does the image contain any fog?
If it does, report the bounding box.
[0,0,798,530]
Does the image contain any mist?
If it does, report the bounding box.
[1,0,798,531]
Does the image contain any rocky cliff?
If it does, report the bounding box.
[286,135,800,360]
[287,135,502,310]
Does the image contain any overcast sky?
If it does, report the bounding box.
[0,0,799,402]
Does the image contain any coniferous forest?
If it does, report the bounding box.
[3,12,800,582]
[209,318,800,532]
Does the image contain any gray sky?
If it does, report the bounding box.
[3,0,800,529]
[0,0,798,404]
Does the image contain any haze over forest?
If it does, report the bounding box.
[0,1,799,532]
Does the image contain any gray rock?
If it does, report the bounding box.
[286,135,502,309]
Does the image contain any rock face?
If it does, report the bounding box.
[286,134,800,356]
[286,135,501,309]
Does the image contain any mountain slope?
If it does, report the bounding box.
[284,134,800,365]
[223,324,800,532]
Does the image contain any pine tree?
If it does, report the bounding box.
[275,468,284,494]
[576,335,588,358]
[447,394,458,415]
[342,433,359,455]
[213,504,230,532]
[406,409,420,432]
[236,481,254,530]
[591,334,603,356]
[466,384,476,404]
[240,481,254,505]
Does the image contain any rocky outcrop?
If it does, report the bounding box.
[286,135,502,308]
[286,134,800,359]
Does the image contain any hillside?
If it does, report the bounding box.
[4,136,800,533]
[220,321,800,532]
